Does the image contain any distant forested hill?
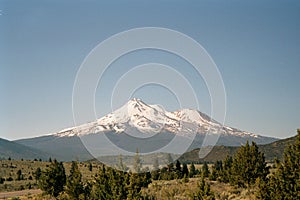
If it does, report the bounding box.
[0,138,49,160]
[179,134,297,163]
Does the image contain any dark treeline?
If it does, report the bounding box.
[37,160,152,199]
[36,152,212,199]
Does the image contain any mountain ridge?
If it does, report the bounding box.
[0,138,49,160]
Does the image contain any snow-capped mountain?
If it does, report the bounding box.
[15,99,278,161]
[56,98,258,138]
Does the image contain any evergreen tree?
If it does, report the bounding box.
[275,129,300,198]
[257,130,300,199]
[127,171,152,200]
[65,161,83,199]
[202,162,210,178]
[175,160,181,172]
[214,160,223,171]
[182,163,189,177]
[127,172,142,200]
[16,169,23,180]
[209,166,217,181]
[0,176,4,184]
[142,171,152,187]
[88,162,93,172]
[91,166,112,199]
[231,141,269,188]
[166,153,174,172]
[117,154,127,172]
[133,149,142,173]
[110,169,128,199]
[192,175,215,200]
[82,181,92,200]
[210,160,223,181]
[38,159,66,198]
[90,166,138,200]
[34,167,42,182]
[175,160,182,178]
[256,177,273,200]
[189,163,197,178]
[151,157,159,180]
[219,156,233,183]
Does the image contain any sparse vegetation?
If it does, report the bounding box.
[0,130,299,199]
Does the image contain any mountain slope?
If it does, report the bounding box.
[259,134,298,161]
[0,138,49,160]
[15,135,93,161]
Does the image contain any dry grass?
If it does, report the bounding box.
[142,177,257,200]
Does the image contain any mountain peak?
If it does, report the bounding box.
[56,98,260,139]
[129,97,142,102]
[126,98,147,109]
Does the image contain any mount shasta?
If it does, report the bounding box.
[15,99,277,161]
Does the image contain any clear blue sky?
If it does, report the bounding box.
[0,0,299,140]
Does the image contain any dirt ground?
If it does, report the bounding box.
[0,189,42,199]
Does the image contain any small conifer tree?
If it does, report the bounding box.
[38,159,66,198]
[65,161,83,199]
